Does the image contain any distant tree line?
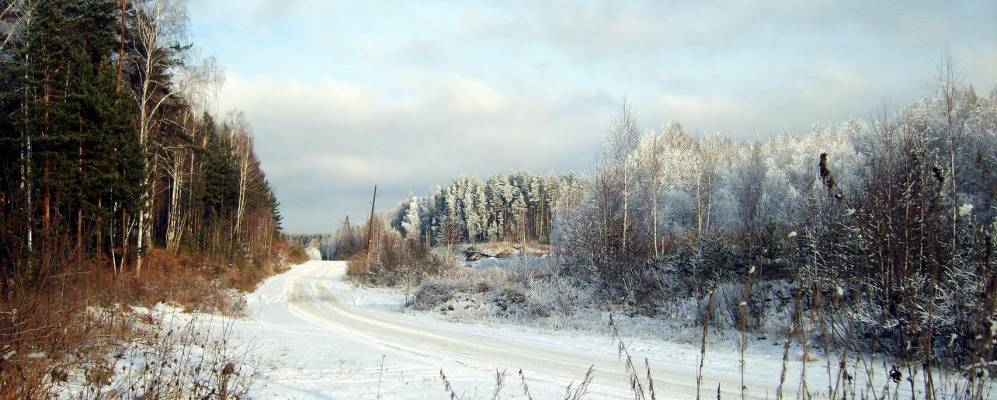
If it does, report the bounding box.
[0,0,284,287]
[286,222,360,261]
[319,172,588,265]
[388,172,588,247]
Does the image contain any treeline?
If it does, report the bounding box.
[559,67,995,371]
[286,229,350,261]
[338,172,587,271]
[0,0,283,285]
[0,2,291,395]
[339,172,587,286]
[389,172,588,247]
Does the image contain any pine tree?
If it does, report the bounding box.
[0,0,143,273]
[200,120,239,252]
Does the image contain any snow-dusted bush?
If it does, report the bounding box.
[409,265,597,324]
[467,251,556,276]
[410,280,457,310]
[348,220,457,287]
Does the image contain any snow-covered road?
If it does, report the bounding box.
[228,260,821,399]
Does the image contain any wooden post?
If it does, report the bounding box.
[365,185,377,265]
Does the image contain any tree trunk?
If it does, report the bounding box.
[96,199,102,266]
[136,198,145,275]
[116,0,127,92]
[652,198,659,258]
[621,167,628,254]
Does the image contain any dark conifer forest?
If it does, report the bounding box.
[0,1,298,397]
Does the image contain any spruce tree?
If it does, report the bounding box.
[200,120,239,252]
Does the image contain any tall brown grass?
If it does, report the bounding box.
[0,243,302,399]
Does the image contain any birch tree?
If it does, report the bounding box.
[128,0,187,274]
[936,54,965,247]
[1,0,34,259]
[0,0,31,52]
[161,57,221,252]
[694,132,729,237]
[229,112,258,245]
[636,130,665,257]
[733,142,767,236]
[604,101,640,254]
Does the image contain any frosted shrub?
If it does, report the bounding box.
[707,282,744,327]
[410,279,457,310]
[523,275,592,318]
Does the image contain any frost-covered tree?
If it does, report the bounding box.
[732,143,767,236]
[603,102,642,253]
[393,171,585,246]
[400,195,420,239]
[556,77,997,373]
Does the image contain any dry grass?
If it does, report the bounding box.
[87,310,257,400]
[445,303,992,400]
[347,228,456,287]
[122,248,291,314]
[445,365,593,400]
[0,243,301,399]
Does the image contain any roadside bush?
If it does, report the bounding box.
[409,265,595,322]
[348,227,456,286]
[410,280,456,310]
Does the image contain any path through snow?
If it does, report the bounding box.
[201,261,875,399]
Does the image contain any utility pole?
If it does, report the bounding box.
[365,185,377,265]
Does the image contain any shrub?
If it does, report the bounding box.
[347,228,456,287]
[410,280,456,310]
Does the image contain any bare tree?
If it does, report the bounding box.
[733,143,767,236]
[0,0,31,52]
[604,101,641,254]
[936,52,965,247]
[2,0,34,259]
[129,0,188,274]
[694,132,729,237]
[161,56,222,252]
[636,131,665,257]
[228,112,258,244]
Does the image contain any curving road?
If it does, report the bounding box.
[243,260,814,399]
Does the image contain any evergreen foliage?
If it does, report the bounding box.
[390,172,588,247]
[0,0,285,283]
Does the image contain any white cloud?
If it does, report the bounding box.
[188,0,997,232]
[215,72,610,232]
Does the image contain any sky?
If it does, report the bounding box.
[187,0,997,234]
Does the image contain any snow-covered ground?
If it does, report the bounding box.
[182,261,937,399]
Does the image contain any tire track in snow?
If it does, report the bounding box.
[280,261,786,399]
